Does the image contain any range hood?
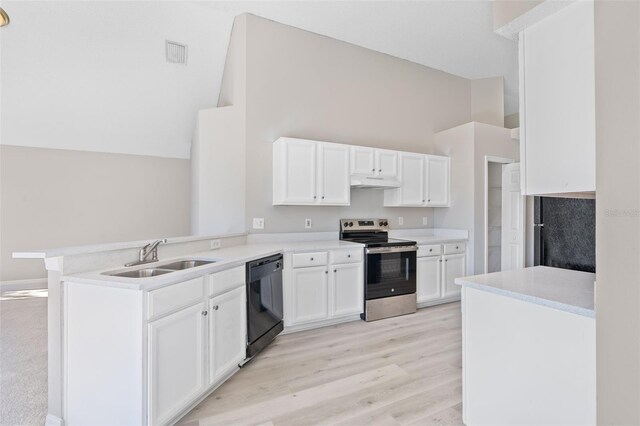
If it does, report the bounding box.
[350,175,401,189]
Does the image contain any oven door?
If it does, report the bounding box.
[365,246,417,300]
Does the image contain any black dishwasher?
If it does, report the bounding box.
[245,254,284,359]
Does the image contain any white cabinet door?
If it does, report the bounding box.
[399,153,426,206]
[425,155,450,207]
[350,146,376,176]
[417,256,441,303]
[376,149,398,178]
[442,253,466,299]
[521,0,595,195]
[208,287,246,386]
[331,263,363,317]
[148,304,205,426]
[273,138,317,205]
[291,266,329,325]
[318,143,350,205]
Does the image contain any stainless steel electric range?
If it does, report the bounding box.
[340,219,417,321]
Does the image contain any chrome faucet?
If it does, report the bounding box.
[125,239,167,267]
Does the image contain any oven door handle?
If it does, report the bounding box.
[366,245,418,254]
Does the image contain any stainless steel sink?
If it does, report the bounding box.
[106,268,173,278]
[160,260,217,270]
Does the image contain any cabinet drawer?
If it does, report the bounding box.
[209,266,245,298]
[330,249,363,265]
[291,252,328,268]
[417,244,442,258]
[443,242,466,255]
[147,277,204,320]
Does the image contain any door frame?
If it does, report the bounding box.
[484,156,516,273]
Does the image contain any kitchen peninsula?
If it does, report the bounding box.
[456,266,596,426]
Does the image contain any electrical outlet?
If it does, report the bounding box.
[252,218,265,229]
[398,216,404,226]
[305,218,312,229]
[210,239,221,249]
[423,217,428,226]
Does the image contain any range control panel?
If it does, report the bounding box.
[340,219,389,231]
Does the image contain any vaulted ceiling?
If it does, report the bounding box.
[205,1,519,115]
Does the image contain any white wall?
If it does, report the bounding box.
[0,2,234,281]
[1,1,233,158]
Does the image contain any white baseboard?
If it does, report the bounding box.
[0,278,47,292]
[45,414,64,426]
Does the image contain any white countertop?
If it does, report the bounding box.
[63,240,364,291]
[408,235,468,245]
[455,266,595,318]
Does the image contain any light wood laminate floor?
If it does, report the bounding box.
[179,302,463,426]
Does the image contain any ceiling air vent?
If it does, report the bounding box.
[166,40,187,65]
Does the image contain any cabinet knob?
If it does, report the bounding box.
[422,199,425,202]
[313,196,317,199]
[428,199,431,202]
[456,246,459,249]
[325,270,328,274]
[213,305,219,311]
[378,169,382,172]
[202,310,208,316]
[310,257,314,261]
[429,249,433,252]
[347,254,351,258]
[371,168,375,172]
[445,260,448,262]
[322,196,325,199]
[334,269,337,273]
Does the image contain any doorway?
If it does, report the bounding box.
[484,156,515,273]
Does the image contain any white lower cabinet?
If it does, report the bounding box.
[442,253,466,299]
[331,263,363,317]
[417,243,466,307]
[148,303,206,426]
[417,255,442,303]
[208,286,246,386]
[285,249,363,330]
[291,265,329,324]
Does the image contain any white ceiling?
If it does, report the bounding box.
[204,0,519,115]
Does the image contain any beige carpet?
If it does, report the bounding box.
[0,289,48,426]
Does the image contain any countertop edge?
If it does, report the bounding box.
[455,277,595,319]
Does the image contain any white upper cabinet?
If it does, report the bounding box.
[274,137,448,207]
[425,155,450,207]
[350,146,398,179]
[519,0,595,195]
[350,146,376,176]
[273,138,349,206]
[384,153,449,207]
[376,149,398,178]
[318,142,350,205]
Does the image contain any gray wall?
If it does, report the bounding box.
[0,146,191,281]
[237,14,504,233]
[595,1,640,423]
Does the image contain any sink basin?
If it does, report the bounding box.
[160,259,217,270]
[105,268,173,278]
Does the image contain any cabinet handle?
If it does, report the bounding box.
[212,305,219,311]
[202,310,208,316]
